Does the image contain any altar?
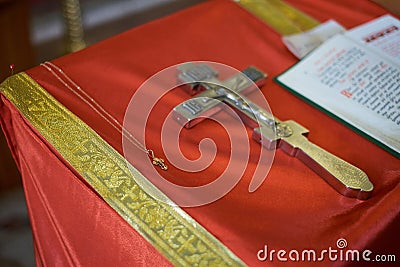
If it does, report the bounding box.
[0,0,399,266]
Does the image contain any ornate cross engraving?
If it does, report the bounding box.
[173,63,374,200]
[173,63,267,128]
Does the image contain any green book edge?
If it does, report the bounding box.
[273,68,400,159]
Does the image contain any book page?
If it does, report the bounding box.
[276,34,400,155]
[346,15,400,64]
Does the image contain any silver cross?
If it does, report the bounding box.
[173,63,373,200]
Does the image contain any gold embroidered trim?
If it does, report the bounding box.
[1,73,246,267]
[236,0,320,35]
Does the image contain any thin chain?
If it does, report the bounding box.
[40,62,147,153]
[40,61,168,170]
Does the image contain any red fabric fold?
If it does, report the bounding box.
[0,96,172,266]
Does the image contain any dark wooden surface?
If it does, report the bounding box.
[0,0,32,192]
[0,0,35,83]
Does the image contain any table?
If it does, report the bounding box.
[1,0,399,266]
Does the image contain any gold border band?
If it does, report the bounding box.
[0,73,246,267]
[236,0,320,35]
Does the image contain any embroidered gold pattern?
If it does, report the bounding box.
[1,73,246,267]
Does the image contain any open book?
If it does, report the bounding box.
[275,15,400,157]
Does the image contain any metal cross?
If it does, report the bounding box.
[173,63,373,200]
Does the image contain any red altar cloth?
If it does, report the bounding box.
[1,0,399,266]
